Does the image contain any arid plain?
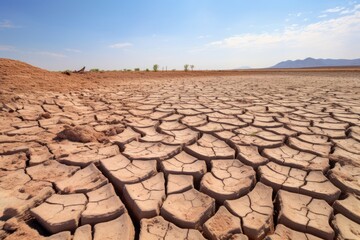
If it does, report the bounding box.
[0,59,360,240]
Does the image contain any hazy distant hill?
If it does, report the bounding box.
[271,57,360,68]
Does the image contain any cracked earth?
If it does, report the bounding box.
[1,67,360,240]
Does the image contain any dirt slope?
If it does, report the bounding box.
[0,59,87,100]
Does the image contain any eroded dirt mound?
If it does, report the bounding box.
[0,58,78,86]
[0,58,51,76]
[0,58,86,102]
[57,125,107,143]
[1,218,43,240]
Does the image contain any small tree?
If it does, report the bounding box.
[153,64,159,72]
[184,64,189,72]
[190,65,194,71]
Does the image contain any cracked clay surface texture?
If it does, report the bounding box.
[1,72,360,240]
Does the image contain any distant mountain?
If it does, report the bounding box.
[271,57,360,68]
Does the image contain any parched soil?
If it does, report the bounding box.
[0,58,360,240]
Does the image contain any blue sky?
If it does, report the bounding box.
[1,0,359,70]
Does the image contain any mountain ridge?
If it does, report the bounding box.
[271,57,360,68]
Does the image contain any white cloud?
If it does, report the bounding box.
[324,6,345,13]
[0,45,16,51]
[0,20,20,29]
[208,34,286,48]
[65,48,81,53]
[339,3,360,15]
[109,42,133,48]
[207,10,360,50]
[204,10,360,67]
[318,14,328,18]
[340,10,351,15]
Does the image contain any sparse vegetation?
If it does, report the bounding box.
[184,64,189,72]
[90,68,99,72]
[134,68,140,71]
[153,64,159,72]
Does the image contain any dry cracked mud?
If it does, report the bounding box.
[225,182,274,240]
[1,68,360,240]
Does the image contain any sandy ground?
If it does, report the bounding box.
[0,58,360,239]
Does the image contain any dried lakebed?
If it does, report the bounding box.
[0,75,360,240]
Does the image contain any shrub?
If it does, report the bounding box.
[90,68,99,72]
[146,68,150,72]
[134,68,140,71]
[184,64,189,72]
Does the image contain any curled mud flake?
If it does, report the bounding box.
[73,224,92,240]
[55,163,108,194]
[123,173,166,220]
[259,161,340,204]
[93,213,135,240]
[30,194,87,234]
[332,214,360,240]
[100,154,157,188]
[266,224,322,240]
[263,145,329,172]
[225,182,274,240]
[200,159,256,203]
[328,163,360,195]
[27,160,80,183]
[203,206,242,240]
[123,141,181,161]
[167,174,194,195]
[161,151,207,183]
[276,190,334,240]
[81,183,126,225]
[58,145,120,167]
[333,194,360,224]
[139,216,205,240]
[288,137,331,157]
[161,188,216,230]
[185,134,235,161]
